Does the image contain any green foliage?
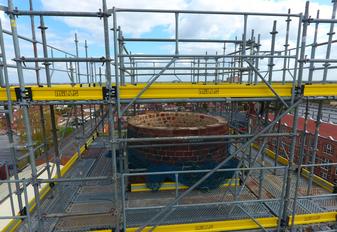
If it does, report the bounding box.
[59,126,74,138]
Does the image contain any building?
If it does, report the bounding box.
[254,114,337,184]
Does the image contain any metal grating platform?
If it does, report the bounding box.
[15,140,337,232]
[16,146,117,232]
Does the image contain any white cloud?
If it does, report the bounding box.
[48,0,336,81]
[39,0,333,53]
[2,0,336,83]
[41,0,188,37]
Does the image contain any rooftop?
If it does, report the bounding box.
[269,114,337,140]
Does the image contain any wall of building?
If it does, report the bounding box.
[128,112,229,165]
[252,115,337,184]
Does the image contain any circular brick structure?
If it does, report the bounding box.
[127,112,229,165]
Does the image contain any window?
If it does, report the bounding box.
[321,172,328,180]
[323,143,333,155]
[281,126,288,133]
[311,140,316,151]
[271,138,277,146]
[306,135,314,147]
[322,158,330,171]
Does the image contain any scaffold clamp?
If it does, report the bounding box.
[49,182,55,188]
[102,86,117,100]
[14,87,32,102]
[295,85,305,95]
[280,216,289,227]
[19,207,27,217]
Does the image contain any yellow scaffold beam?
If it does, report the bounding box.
[251,143,336,193]
[0,83,303,101]
[301,169,335,192]
[290,212,337,225]
[125,212,337,232]
[131,179,239,192]
[304,83,337,97]
[126,217,278,232]
[119,83,293,99]
[1,83,337,102]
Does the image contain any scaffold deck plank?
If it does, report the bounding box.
[1,83,337,102]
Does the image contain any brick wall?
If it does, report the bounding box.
[251,115,337,184]
[128,112,229,165]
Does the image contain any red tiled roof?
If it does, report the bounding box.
[269,114,337,141]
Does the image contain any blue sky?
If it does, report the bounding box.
[2,0,331,55]
[0,0,336,83]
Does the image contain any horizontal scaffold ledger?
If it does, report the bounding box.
[1,83,337,102]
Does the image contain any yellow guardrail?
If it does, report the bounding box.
[2,83,337,102]
[301,169,335,193]
[304,83,337,97]
[89,230,113,232]
[252,143,335,193]
[1,132,99,232]
[251,144,289,166]
[131,179,239,192]
[290,211,337,225]
[126,217,278,232]
[125,211,337,232]
[125,143,337,231]
[3,136,337,231]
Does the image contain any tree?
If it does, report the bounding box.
[15,106,59,146]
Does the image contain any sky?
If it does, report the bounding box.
[0,0,336,84]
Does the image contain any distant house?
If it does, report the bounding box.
[253,114,337,184]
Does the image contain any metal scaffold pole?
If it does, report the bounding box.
[75,33,81,84]
[308,10,320,83]
[254,34,260,84]
[0,17,24,213]
[39,15,62,179]
[7,0,43,229]
[118,26,125,86]
[85,40,90,84]
[268,20,277,83]
[282,9,291,84]
[102,1,120,231]
[280,2,306,230]
[322,0,337,82]
[240,14,247,83]
[29,0,52,182]
[290,99,309,230]
[2,1,337,232]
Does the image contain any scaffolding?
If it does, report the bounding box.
[1,0,337,231]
